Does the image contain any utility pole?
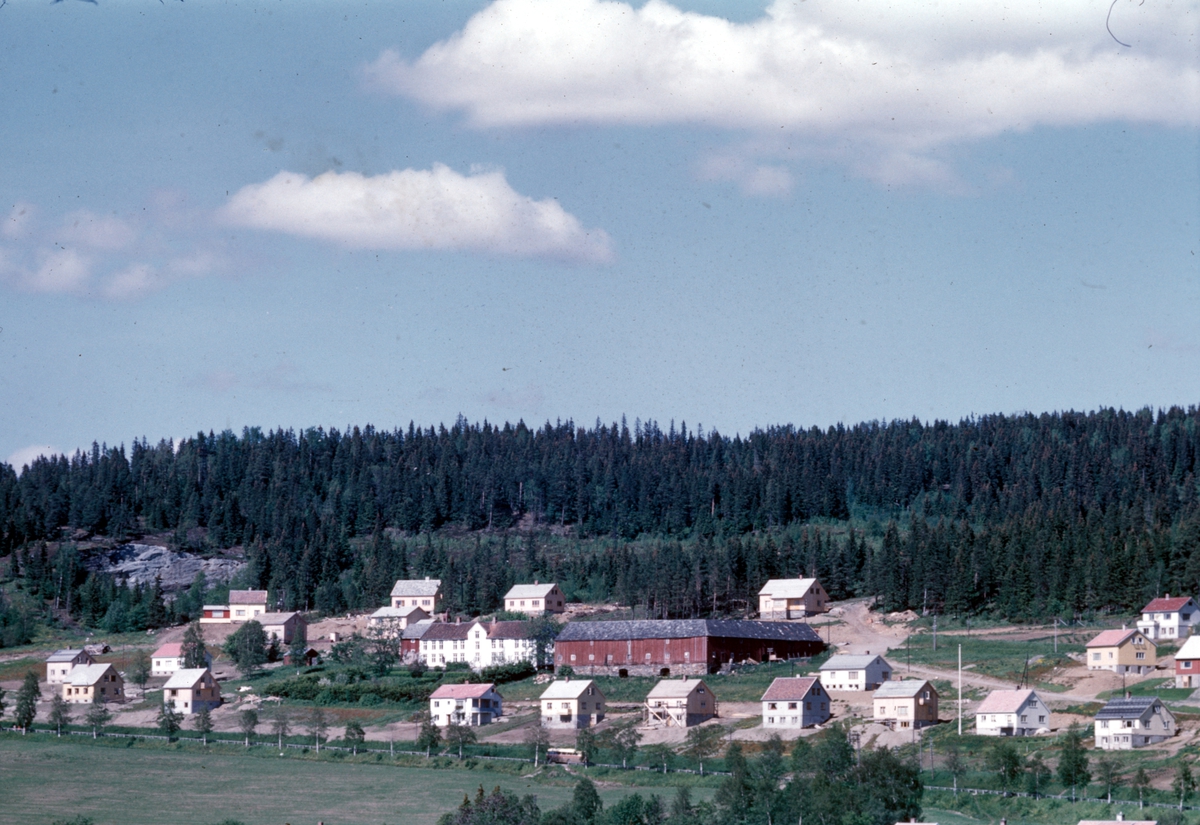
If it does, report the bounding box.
[958,643,963,736]
[1054,617,1059,653]
[933,614,937,652]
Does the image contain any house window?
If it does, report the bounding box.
[788,702,797,710]
[768,702,777,710]
[1039,715,1046,723]
[1136,652,1146,660]
[1092,653,1101,660]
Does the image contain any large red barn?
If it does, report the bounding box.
[553,619,824,677]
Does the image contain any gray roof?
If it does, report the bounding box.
[46,649,89,663]
[1095,696,1166,720]
[257,612,299,625]
[821,654,888,671]
[873,680,934,699]
[229,590,269,605]
[402,618,437,639]
[420,622,473,642]
[505,583,559,600]
[555,619,822,643]
[391,578,441,597]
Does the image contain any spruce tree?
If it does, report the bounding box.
[193,706,214,745]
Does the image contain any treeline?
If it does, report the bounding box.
[0,407,1198,629]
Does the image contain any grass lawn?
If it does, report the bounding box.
[0,735,700,825]
[904,633,1082,684]
[1097,677,1197,703]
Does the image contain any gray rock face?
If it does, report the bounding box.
[84,544,243,591]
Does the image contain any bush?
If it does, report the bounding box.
[359,693,382,706]
[473,660,536,685]
[261,673,436,704]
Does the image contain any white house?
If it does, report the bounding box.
[761,676,831,728]
[539,679,606,728]
[368,604,429,635]
[391,577,442,613]
[1137,596,1200,641]
[419,619,540,671]
[152,642,212,676]
[974,689,1050,736]
[503,582,566,614]
[162,668,222,714]
[819,654,893,691]
[1094,696,1177,750]
[45,649,94,684]
[429,682,503,727]
[758,578,830,619]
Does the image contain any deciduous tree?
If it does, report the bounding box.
[48,695,72,736]
[344,719,366,754]
[445,722,476,759]
[239,708,258,746]
[157,703,182,739]
[180,620,208,669]
[417,712,442,757]
[15,671,40,733]
[1057,723,1091,801]
[84,703,111,739]
[193,706,213,745]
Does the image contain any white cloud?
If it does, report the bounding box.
[0,202,219,300]
[367,0,1200,185]
[698,153,793,197]
[220,165,612,262]
[6,444,62,472]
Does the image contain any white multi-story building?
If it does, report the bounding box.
[1094,696,1177,750]
[429,683,503,727]
[390,577,442,613]
[419,619,540,671]
[974,689,1050,736]
[45,649,94,684]
[503,582,566,614]
[761,676,831,728]
[539,679,606,728]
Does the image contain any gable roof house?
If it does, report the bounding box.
[428,682,503,727]
[46,649,94,684]
[873,680,938,730]
[539,679,606,728]
[554,619,824,677]
[1086,628,1157,674]
[258,611,304,644]
[819,654,893,691]
[1174,635,1200,688]
[761,676,831,728]
[401,618,437,659]
[63,663,124,704]
[163,668,222,714]
[758,578,830,620]
[152,642,212,676]
[974,689,1050,736]
[1094,696,1177,749]
[391,578,442,613]
[369,604,430,635]
[645,678,717,727]
[418,621,473,668]
[1137,596,1200,641]
[504,582,566,614]
[201,589,269,624]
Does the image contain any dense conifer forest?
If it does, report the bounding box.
[2,406,1199,643]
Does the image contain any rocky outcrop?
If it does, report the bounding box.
[83,544,243,591]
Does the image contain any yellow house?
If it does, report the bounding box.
[1086,628,1157,675]
[391,577,442,613]
[873,680,938,729]
[62,664,124,704]
[645,678,717,727]
[163,668,222,714]
[503,582,566,615]
[757,578,830,619]
[539,679,606,728]
[45,649,94,684]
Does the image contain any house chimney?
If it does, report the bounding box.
[534,579,539,585]
[1117,813,1126,821]
[456,617,461,625]
[425,576,430,581]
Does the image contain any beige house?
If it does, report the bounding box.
[873,680,938,730]
[1094,696,1177,750]
[428,682,503,727]
[539,679,606,728]
[974,689,1050,736]
[504,582,566,614]
[1086,628,1157,675]
[368,604,429,635]
[201,589,269,624]
[163,668,222,714]
[645,678,717,727]
[46,649,94,684]
[258,611,304,644]
[391,577,442,613]
[819,653,892,691]
[761,676,831,728]
[757,578,829,619]
[63,663,124,704]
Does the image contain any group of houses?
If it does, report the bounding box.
[45,641,220,715]
[199,589,306,644]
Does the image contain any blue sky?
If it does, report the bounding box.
[1,0,1198,469]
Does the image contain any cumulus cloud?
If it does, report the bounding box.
[0,203,219,299]
[220,165,612,262]
[6,444,62,472]
[367,0,1200,185]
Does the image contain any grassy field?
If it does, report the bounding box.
[903,631,1083,686]
[0,735,707,825]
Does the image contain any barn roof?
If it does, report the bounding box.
[555,619,822,643]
